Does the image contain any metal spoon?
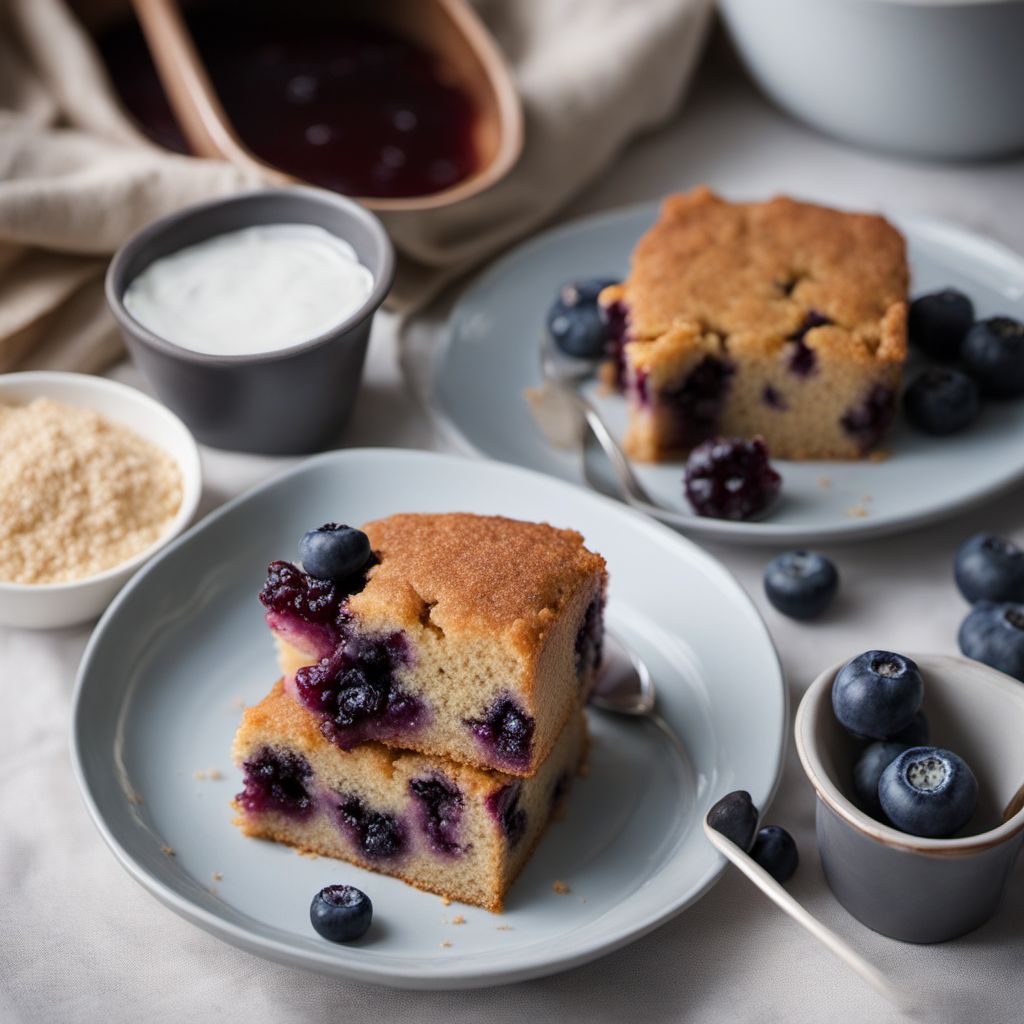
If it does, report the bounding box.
[538,333,657,508]
[590,641,917,1018]
[589,633,688,763]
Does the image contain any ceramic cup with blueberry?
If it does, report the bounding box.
[796,650,1024,943]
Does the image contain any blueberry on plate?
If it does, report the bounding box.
[684,436,782,521]
[763,550,838,620]
[954,533,1024,605]
[902,368,980,436]
[546,277,618,359]
[908,289,974,362]
[832,651,924,740]
[958,601,1024,682]
[888,709,929,747]
[961,316,1024,398]
[853,741,909,817]
[299,523,371,582]
[878,747,978,838]
[750,825,799,883]
[310,884,373,942]
[706,790,758,851]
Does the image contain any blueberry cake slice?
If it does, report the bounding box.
[260,513,606,777]
[599,187,909,460]
[232,681,587,911]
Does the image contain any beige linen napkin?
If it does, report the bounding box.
[0,0,712,373]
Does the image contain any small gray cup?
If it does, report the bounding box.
[106,187,394,455]
[797,653,1024,943]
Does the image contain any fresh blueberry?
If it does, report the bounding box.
[560,278,617,306]
[547,277,617,359]
[853,741,909,816]
[832,651,924,740]
[902,368,980,435]
[908,289,974,362]
[954,533,1024,604]
[750,825,799,883]
[763,550,838,620]
[958,602,1024,682]
[684,436,782,521]
[888,710,929,747]
[309,884,372,943]
[961,317,1024,398]
[706,790,759,851]
[878,747,978,838]
[299,524,371,582]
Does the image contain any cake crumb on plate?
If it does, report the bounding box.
[553,880,570,894]
[452,914,466,925]
[160,845,175,857]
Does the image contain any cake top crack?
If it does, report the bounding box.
[614,187,908,364]
[349,513,606,655]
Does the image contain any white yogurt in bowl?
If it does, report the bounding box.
[123,224,375,357]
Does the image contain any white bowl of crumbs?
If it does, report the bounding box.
[0,372,201,629]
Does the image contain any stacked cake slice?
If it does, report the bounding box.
[232,513,607,911]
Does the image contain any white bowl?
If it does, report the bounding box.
[0,372,202,629]
[720,0,1024,160]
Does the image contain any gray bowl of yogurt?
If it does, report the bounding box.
[106,186,394,454]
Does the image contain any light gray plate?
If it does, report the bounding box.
[71,449,784,989]
[429,204,1024,544]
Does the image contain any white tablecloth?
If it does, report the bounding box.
[4,39,1024,1024]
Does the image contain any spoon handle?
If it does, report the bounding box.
[703,821,912,1015]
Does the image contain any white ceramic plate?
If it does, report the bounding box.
[428,204,1024,544]
[71,449,784,989]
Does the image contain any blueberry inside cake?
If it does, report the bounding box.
[599,187,909,460]
[260,513,607,777]
[232,681,587,911]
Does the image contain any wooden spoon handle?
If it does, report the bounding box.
[130,0,287,179]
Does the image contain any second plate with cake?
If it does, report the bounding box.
[421,199,1024,544]
[71,448,784,989]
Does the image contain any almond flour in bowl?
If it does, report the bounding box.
[0,397,183,584]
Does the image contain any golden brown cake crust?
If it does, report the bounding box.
[620,186,908,362]
[351,513,607,659]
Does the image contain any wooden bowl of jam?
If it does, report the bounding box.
[75,0,523,212]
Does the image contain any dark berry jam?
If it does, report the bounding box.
[486,783,527,847]
[660,355,735,447]
[684,436,783,521]
[575,597,605,679]
[237,747,314,819]
[409,775,466,857]
[467,696,535,770]
[260,560,346,624]
[762,385,787,409]
[336,795,407,860]
[259,557,376,654]
[96,5,478,199]
[840,385,896,452]
[294,630,424,749]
